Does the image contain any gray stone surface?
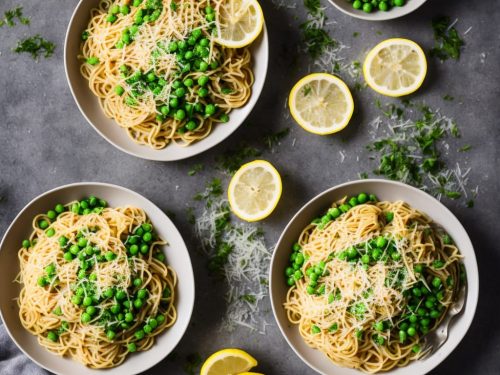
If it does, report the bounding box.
[0,0,499,374]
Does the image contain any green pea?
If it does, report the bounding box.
[156,314,165,324]
[205,104,216,116]
[293,270,303,281]
[146,72,156,82]
[430,310,440,319]
[89,273,97,282]
[409,314,418,323]
[407,327,416,336]
[105,330,116,340]
[174,109,186,121]
[116,290,127,301]
[47,331,58,342]
[206,13,215,22]
[104,288,114,298]
[379,1,389,11]
[55,204,65,213]
[69,245,79,255]
[376,236,387,248]
[133,299,143,309]
[148,318,158,329]
[128,244,138,255]
[391,252,401,261]
[81,312,91,323]
[385,212,394,222]
[38,220,49,229]
[125,312,134,322]
[63,252,73,261]
[120,5,130,14]
[134,329,145,340]
[349,197,358,207]
[433,260,444,269]
[115,85,125,96]
[339,204,350,213]
[425,300,435,309]
[199,61,209,72]
[122,300,131,310]
[86,305,97,316]
[219,114,229,123]
[186,120,197,131]
[183,78,194,87]
[105,251,116,261]
[137,289,148,299]
[287,277,295,286]
[45,263,56,275]
[347,247,358,259]
[83,296,93,306]
[442,234,453,245]
[357,193,368,204]
[361,254,370,264]
[306,286,315,294]
[374,321,384,331]
[413,264,423,273]
[198,87,209,97]
[140,244,149,254]
[417,307,426,316]
[78,238,88,248]
[77,269,86,279]
[110,304,121,314]
[22,239,31,248]
[46,210,57,220]
[37,276,47,287]
[133,278,142,287]
[432,277,442,288]
[198,75,209,86]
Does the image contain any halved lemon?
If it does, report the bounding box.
[215,0,264,48]
[363,38,427,97]
[228,160,282,222]
[289,73,354,135]
[200,348,258,375]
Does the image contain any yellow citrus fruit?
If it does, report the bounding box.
[228,160,282,222]
[289,73,354,135]
[215,0,264,48]
[363,38,427,97]
[200,348,258,375]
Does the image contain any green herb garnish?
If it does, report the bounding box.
[262,128,290,150]
[430,16,465,61]
[188,163,204,176]
[13,35,55,60]
[216,144,262,174]
[240,294,256,304]
[0,6,29,27]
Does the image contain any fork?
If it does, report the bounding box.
[420,283,467,359]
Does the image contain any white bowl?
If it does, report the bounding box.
[327,0,427,21]
[269,179,479,375]
[64,0,269,161]
[0,182,195,375]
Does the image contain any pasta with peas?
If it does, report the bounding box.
[80,0,254,149]
[17,197,176,368]
[284,193,464,373]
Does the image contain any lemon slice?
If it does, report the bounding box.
[200,348,258,375]
[228,160,282,222]
[215,0,264,48]
[363,38,427,97]
[289,73,354,135]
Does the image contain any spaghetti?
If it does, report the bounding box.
[284,193,464,373]
[80,0,254,149]
[17,197,176,368]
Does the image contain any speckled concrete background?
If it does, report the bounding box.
[0,0,499,374]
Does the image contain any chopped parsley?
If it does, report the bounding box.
[14,35,55,60]
[193,178,223,207]
[221,87,235,94]
[430,16,465,61]
[183,352,202,375]
[188,163,204,176]
[262,128,290,150]
[0,6,29,27]
[215,144,262,174]
[443,94,454,101]
[366,102,476,204]
[459,145,472,152]
[240,294,256,303]
[300,0,337,59]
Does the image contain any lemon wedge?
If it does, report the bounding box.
[215,0,264,48]
[200,348,258,375]
[228,160,282,222]
[288,73,354,135]
[363,38,427,97]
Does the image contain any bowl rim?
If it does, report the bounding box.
[64,0,269,161]
[0,182,195,375]
[269,178,479,375]
[326,0,428,21]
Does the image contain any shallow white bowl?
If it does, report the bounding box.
[327,0,427,21]
[269,179,479,375]
[0,182,195,375]
[64,0,269,161]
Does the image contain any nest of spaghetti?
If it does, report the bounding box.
[80,0,254,149]
[283,193,464,373]
[17,197,176,368]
